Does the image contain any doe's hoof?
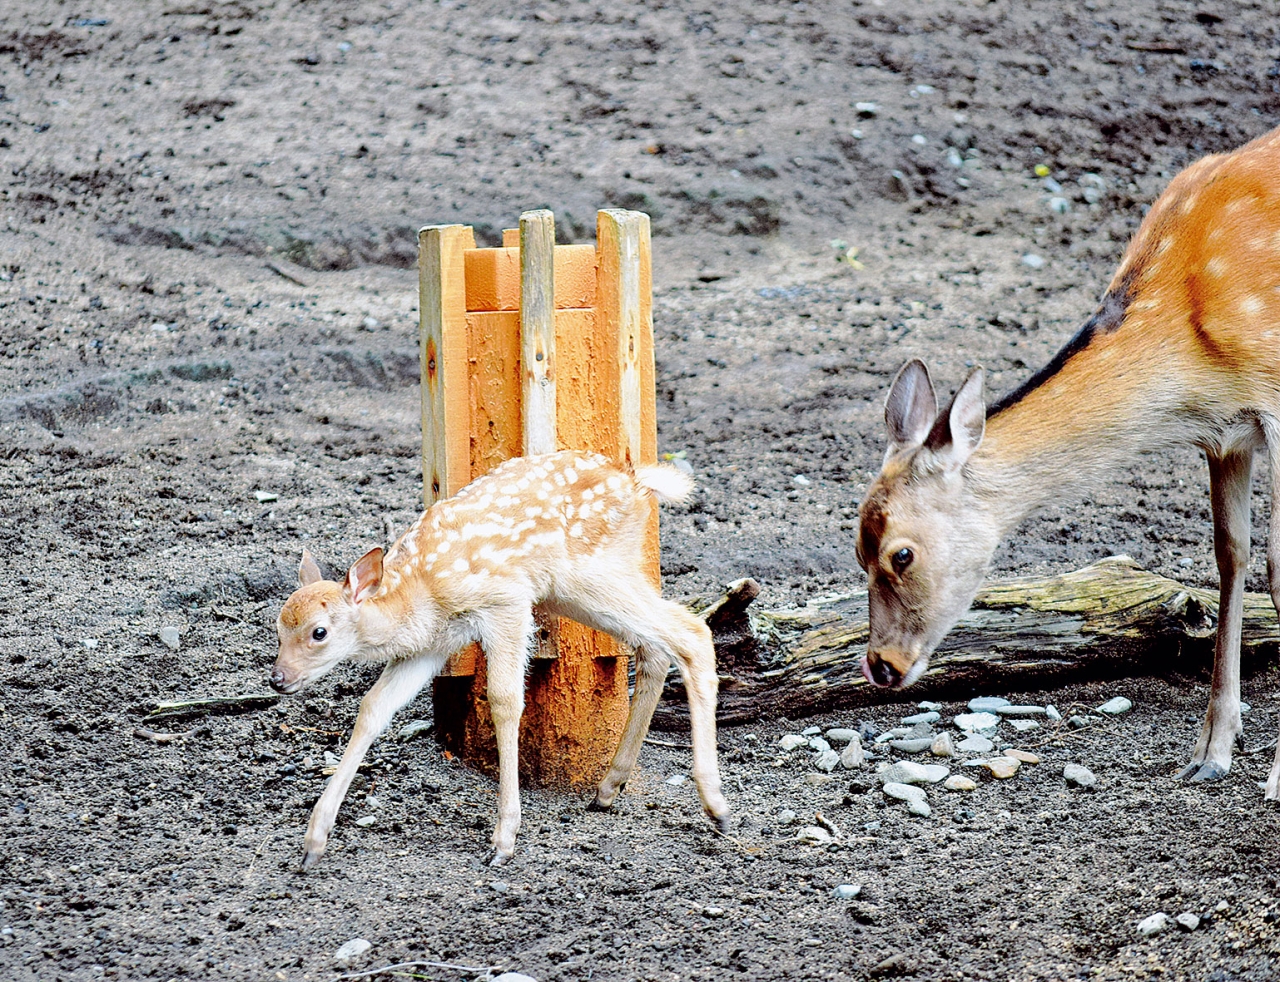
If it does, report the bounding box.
[585,798,612,813]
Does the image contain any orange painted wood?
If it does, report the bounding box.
[418,224,475,506]
[427,210,657,788]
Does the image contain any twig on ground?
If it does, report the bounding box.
[132,726,190,744]
[265,260,309,287]
[333,960,503,981]
[1241,738,1279,755]
[144,693,279,720]
[643,737,694,749]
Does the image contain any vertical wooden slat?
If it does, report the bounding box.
[418,224,475,506]
[598,210,659,583]
[520,210,557,456]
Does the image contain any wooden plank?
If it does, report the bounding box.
[520,209,557,457]
[465,310,522,478]
[597,209,659,583]
[464,247,521,311]
[418,224,474,507]
[502,227,519,247]
[553,244,598,309]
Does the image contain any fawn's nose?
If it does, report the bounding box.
[861,653,901,688]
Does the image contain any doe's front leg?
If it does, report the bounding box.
[1178,451,1251,784]
[301,656,440,869]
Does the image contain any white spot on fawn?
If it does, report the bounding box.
[1206,256,1229,278]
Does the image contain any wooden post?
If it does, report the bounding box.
[423,210,656,789]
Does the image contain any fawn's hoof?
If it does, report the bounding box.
[585,798,613,813]
[707,809,732,835]
[1177,760,1229,783]
[486,847,514,868]
[300,848,324,870]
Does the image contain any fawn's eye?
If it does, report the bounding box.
[891,547,914,574]
[311,626,328,642]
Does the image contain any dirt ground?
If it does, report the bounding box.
[4,1,1280,979]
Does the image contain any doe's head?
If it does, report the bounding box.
[856,360,997,688]
[271,547,384,694]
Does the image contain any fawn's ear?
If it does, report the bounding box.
[343,548,384,605]
[298,549,323,586]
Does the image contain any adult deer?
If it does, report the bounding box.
[856,125,1280,795]
[273,451,729,867]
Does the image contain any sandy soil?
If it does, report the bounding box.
[3,1,1280,979]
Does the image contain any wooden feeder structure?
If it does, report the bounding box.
[417,208,658,788]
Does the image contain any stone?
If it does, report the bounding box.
[334,938,372,965]
[880,761,931,785]
[955,712,1000,736]
[493,974,539,982]
[1006,749,1040,765]
[883,782,930,817]
[777,809,798,826]
[805,773,835,786]
[1136,912,1173,937]
[1176,912,1200,932]
[931,732,955,757]
[858,722,880,743]
[779,734,808,751]
[665,774,687,786]
[1067,715,1094,729]
[901,710,940,725]
[967,697,1010,713]
[917,701,942,712]
[889,738,934,754]
[874,726,912,744]
[1045,705,1062,720]
[801,725,822,736]
[796,825,832,845]
[1064,764,1097,788]
[832,883,863,900]
[254,490,279,503]
[956,735,994,753]
[815,749,841,773]
[489,880,510,893]
[159,626,181,651]
[995,705,1047,717]
[397,719,432,741]
[353,815,376,827]
[1097,696,1133,715]
[840,736,865,769]
[983,757,1021,779]
[944,775,977,792]
[809,737,832,753]
[825,728,858,745]
[1008,719,1040,733]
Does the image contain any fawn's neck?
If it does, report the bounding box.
[357,578,450,662]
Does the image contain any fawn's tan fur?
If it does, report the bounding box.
[857,125,1280,794]
[274,450,729,867]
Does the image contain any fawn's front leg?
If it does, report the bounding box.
[302,656,440,868]
[478,606,533,866]
[1179,451,1252,783]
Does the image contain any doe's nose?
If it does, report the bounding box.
[862,653,901,688]
[269,668,289,693]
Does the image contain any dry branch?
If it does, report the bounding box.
[655,556,1280,728]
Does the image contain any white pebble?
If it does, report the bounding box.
[1097,696,1133,715]
[1136,912,1173,937]
[334,938,372,965]
[159,626,181,651]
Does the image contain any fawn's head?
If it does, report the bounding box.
[856,360,999,688]
[272,548,385,693]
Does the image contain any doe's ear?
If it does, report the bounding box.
[298,549,323,586]
[924,368,986,471]
[884,359,938,455]
[343,547,384,605]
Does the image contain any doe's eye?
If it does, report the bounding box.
[891,547,914,574]
[311,626,328,642]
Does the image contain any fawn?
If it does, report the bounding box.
[856,125,1280,794]
[272,450,729,867]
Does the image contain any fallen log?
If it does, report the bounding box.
[655,556,1280,728]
